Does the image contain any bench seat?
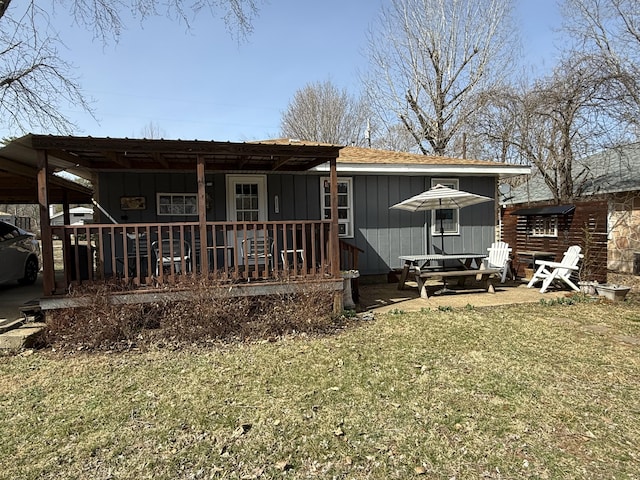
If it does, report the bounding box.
[415,268,502,298]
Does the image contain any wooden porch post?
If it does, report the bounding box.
[329,157,343,313]
[197,155,209,273]
[62,190,71,225]
[61,190,73,289]
[37,149,55,296]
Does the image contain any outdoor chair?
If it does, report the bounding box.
[526,245,583,293]
[484,241,514,283]
[152,239,192,275]
[239,233,273,271]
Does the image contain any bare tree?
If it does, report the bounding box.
[562,0,640,131]
[371,123,420,152]
[280,80,370,146]
[140,121,167,139]
[478,56,616,202]
[0,0,260,135]
[363,0,517,156]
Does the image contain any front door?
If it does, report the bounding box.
[226,175,269,267]
[226,175,268,222]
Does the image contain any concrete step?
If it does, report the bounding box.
[0,322,46,351]
[0,317,25,334]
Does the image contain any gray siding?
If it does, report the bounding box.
[352,176,496,275]
[97,172,497,276]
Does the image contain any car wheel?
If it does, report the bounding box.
[19,256,39,285]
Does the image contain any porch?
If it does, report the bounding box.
[45,220,363,314]
[0,135,351,312]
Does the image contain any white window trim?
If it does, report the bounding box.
[156,193,198,216]
[430,178,460,236]
[320,177,354,239]
[225,174,268,222]
[530,216,559,238]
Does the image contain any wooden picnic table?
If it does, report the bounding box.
[397,253,488,290]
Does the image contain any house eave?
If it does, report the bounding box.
[312,162,531,176]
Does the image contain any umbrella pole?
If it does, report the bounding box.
[439,199,445,254]
[436,199,454,295]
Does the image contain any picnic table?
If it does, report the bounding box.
[397,253,500,298]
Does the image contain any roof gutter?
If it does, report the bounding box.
[312,162,531,177]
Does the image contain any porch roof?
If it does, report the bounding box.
[0,134,344,181]
[0,157,92,204]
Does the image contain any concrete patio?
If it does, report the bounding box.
[358,277,570,313]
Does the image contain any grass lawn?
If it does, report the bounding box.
[2,299,640,479]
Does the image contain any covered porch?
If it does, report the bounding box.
[1,135,353,312]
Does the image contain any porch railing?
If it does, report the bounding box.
[52,221,336,289]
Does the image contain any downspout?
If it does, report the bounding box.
[91,198,118,224]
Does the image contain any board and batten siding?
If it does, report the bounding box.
[97,172,497,276]
[353,175,497,275]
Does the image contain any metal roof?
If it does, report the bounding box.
[511,204,576,216]
[0,134,344,204]
[0,134,344,181]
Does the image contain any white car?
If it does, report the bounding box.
[0,220,40,285]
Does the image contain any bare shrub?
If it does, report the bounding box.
[45,277,337,352]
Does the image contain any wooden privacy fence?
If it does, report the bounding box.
[52,220,337,288]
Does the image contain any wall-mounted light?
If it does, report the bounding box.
[274,195,280,214]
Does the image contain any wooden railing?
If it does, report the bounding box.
[339,239,364,271]
[52,220,336,289]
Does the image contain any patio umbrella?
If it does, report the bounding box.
[390,184,493,254]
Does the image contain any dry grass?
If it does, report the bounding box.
[2,297,640,479]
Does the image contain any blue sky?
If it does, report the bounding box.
[29,0,562,141]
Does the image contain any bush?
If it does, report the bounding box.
[45,277,337,351]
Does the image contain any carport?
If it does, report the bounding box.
[0,152,93,305]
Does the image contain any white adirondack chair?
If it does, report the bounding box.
[484,241,513,283]
[526,245,583,293]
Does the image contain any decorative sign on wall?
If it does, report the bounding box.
[120,196,146,210]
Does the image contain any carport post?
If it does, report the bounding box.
[37,149,55,296]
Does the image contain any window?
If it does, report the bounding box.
[530,216,558,237]
[431,178,459,235]
[321,177,353,238]
[157,193,198,216]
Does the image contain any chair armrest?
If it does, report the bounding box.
[534,259,579,271]
[534,259,561,268]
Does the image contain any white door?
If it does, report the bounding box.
[226,175,269,266]
[226,175,268,222]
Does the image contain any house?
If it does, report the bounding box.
[501,143,640,281]
[0,134,529,312]
[50,206,94,226]
[310,142,529,278]
[0,211,13,223]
